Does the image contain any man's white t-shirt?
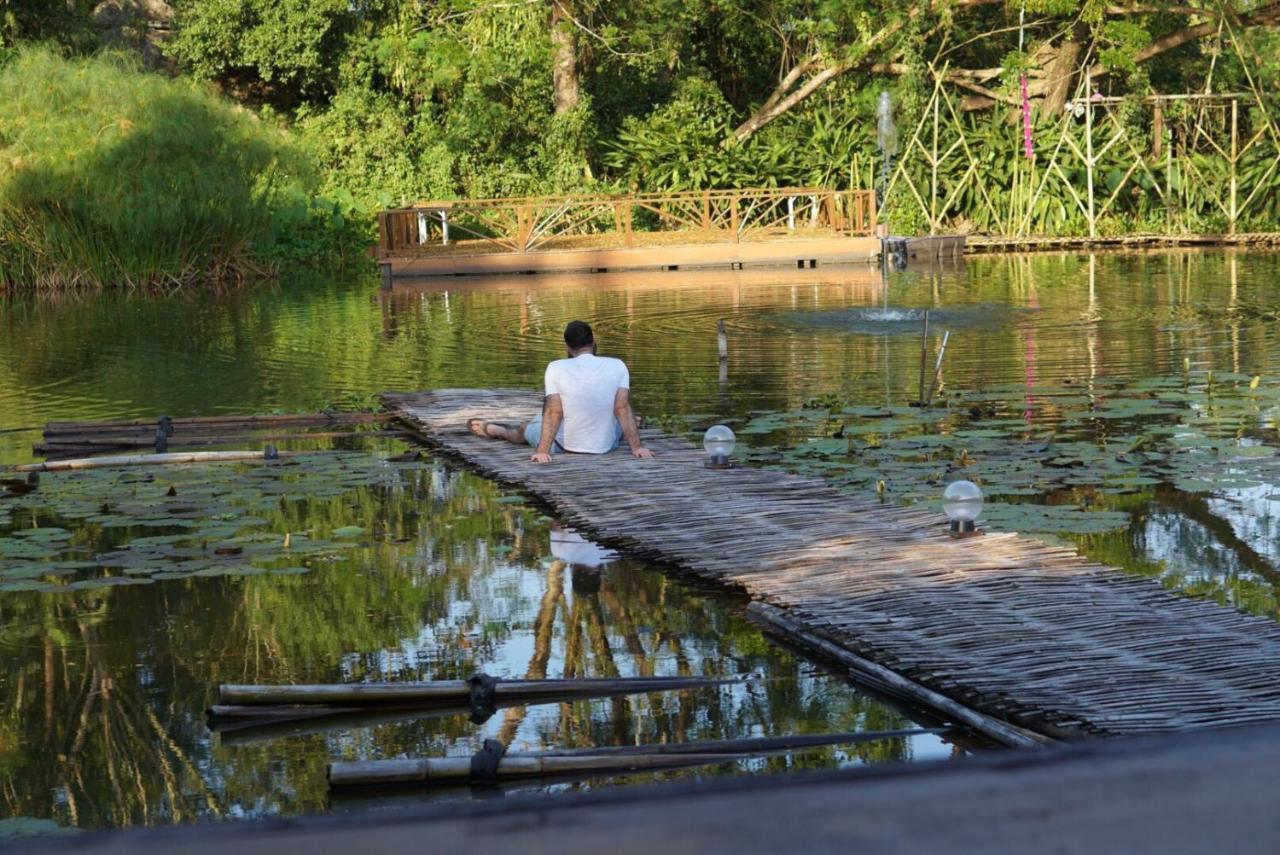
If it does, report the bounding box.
[544,353,629,453]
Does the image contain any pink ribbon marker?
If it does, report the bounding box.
[1020,73,1034,160]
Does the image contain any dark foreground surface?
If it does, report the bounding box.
[27,722,1280,854]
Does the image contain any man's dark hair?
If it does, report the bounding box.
[564,320,594,350]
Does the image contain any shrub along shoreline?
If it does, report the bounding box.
[0,48,362,292]
[7,0,1280,293]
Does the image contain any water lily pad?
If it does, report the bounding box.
[1229,445,1276,459]
[981,503,1132,535]
[332,525,365,538]
[68,576,153,590]
[0,580,53,592]
[13,527,71,541]
[0,540,48,560]
[150,570,196,581]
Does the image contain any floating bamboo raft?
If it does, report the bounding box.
[387,389,1280,742]
[33,412,397,459]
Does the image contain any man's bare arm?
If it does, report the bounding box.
[531,394,563,463]
[614,389,654,459]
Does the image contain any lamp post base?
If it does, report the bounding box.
[705,455,733,470]
[949,520,982,538]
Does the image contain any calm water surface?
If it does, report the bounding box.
[2,250,1279,830]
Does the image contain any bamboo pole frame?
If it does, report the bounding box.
[876,20,1280,239]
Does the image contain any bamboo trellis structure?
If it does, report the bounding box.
[883,16,1280,239]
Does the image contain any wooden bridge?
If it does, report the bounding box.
[387,389,1280,744]
[377,187,881,277]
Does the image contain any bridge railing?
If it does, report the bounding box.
[377,187,877,257]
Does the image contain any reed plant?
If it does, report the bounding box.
[0,47,346,291]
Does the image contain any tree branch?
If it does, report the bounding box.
[731,0,1006,141]
[758,55,822,116]
[1087,2,1280,81]
[733,61,852,141]
[732,0,1280,140]
[868,63,1019,104]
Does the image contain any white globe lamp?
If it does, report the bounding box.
[703,425,736,469]
[942,479,983,536]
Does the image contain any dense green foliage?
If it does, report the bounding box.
[0,47,358,289]
[165,0,1280,228]
[4,1,1280,288]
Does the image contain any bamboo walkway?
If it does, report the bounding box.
[387,388,1280,741]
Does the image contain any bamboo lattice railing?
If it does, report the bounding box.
[884,14,1280,239]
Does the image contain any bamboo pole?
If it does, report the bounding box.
[43,412,385,434]
[1086,70,1097,238]
[931,84,940,232]
[1230,98,1239,235]
[218,676,741,707]
[14,449,302,473]
[329,753,744,787]
[213,706,470,747]
[917,310,930,404]
[36,429,408,454]
[538,730,943,757]
[748,602,1049,748]
[327,729,947,788]
[209,704,362,722]
[924,329,950,407]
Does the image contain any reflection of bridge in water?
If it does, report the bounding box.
[388,388,1280,745]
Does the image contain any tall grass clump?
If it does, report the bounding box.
[0,47,348,291]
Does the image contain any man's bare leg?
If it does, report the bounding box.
[468,419,529,445]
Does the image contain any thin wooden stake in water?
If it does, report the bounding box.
[717,319,728,362]
[917,309,930,404]
[924,330,950,407]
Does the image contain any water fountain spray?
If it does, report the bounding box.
[876,91,898,210]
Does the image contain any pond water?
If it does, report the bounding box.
[3,249,1280,830]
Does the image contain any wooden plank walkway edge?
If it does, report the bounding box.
[387,389,1280,744]
[748,603,1048,747]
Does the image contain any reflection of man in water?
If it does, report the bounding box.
[467,320,653,464]
[551,525,616,595]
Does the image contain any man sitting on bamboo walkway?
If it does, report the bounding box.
[468,320,653,464]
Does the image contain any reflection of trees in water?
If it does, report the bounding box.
[496,560,563,745]
[502,558,923,767]
[0,460,925,829]
[0,464,533,826]
[10,253,1280,464]
[0,595,228,826]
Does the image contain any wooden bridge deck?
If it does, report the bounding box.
[387,388,1280,741]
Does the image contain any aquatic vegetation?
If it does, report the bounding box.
[669,370,1280,610]
[0,448,936,828]
[0,48,357,291]
[0,453,424,590]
